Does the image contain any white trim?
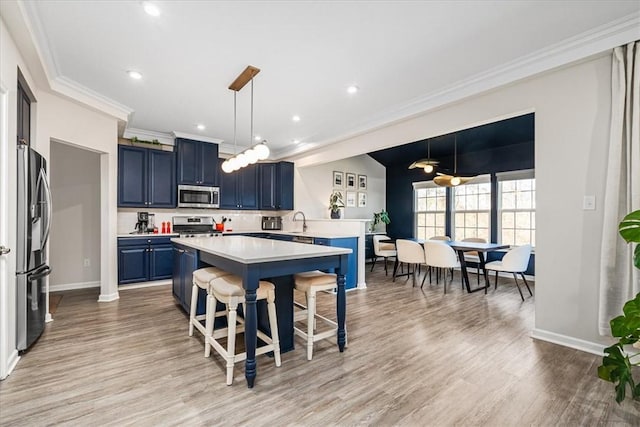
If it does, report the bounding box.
[98,292,120,302]
[412,181,438,190]
[49,280,101,292]
[117,279,171,290]
[1,350,20,381]
[0,82,12,381]
[172,131,223,144]
[496,169,535,180]
[530,328,607,356]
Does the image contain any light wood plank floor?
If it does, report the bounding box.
[1,266,638,426]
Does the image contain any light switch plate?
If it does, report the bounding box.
[583,195,596,210]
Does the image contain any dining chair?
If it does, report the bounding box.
[484,244,533,301]
[393,239,425,287]
[371,235,397,275]
[461,237,487,284]
[423,241,461,293]
[428,235,452,281]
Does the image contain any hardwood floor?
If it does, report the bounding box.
[1,265,638,426]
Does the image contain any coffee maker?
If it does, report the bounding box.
[135,212,148,233]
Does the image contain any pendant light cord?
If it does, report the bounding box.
[250,78,254,144]
[454,135,457,175]
[233,91,237,155]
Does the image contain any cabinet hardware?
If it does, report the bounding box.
[0,246,10,255]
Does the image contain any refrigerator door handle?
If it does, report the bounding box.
[0,246,10,255]
[38,168,53,250]
[28,265,51,282]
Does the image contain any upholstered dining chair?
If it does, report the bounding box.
[484,244,532,301]
[428,235,452,281]
[393,239,425,287]
[423,240,460,293]
[461,237,487,284]
[371,235,397,275]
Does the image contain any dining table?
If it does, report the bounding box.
[383,238,509,293]
[171,235,351,388]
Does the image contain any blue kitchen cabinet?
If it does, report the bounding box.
[313,237,358,289]
[118,145,176,208]
[219,161,258,209]
[259,162,294,210]
[175,137,219,186]
[172,243,206,315]
[118,237,174,285]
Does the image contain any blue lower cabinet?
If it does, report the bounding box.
[313,237,358,290]
[118,237,173,285]
[172,244,207,315]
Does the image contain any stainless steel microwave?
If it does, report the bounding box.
[177,185,220,209]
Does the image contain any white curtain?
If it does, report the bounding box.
[598,41,640,335]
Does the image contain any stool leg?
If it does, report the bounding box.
[204,292,216,358]
[188,283,198,336]
[266,291,281,367]
[226,298,239,386]
[306,290,316,361]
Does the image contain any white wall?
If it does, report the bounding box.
[294,154,386,221]
[50,141,101,290]
[289,52,616,353]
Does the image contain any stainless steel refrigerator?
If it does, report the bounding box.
[16,143,52,351]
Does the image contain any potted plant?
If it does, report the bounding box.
[372,210,391,231]
[329,191,344,219]
[598,209,640,403]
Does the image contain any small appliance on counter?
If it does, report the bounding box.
[147,213,155,232]
[135,211,149,233]
[173,216,220,237]
[262,216,282,230]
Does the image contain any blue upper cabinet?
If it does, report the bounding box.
[259,161,294,210]
[220,161,258,209]
[175,138,219,186]
[118,145,176,208]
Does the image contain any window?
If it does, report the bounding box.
[498,170,535,246]
[414,182,446,239]
[452,177,491,241]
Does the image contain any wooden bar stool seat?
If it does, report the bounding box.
[205,275,281,385]
[188,267,231,339]
[293,270,341,360]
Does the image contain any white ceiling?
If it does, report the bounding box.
[21,1,640,158]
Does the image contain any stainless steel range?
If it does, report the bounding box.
[172,216,220,238]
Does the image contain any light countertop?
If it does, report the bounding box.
[172,235,351,264]
[118,233,179,238]
[222,230,359,239]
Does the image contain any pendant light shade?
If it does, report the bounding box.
[433,134,476,187]
[254,140,270,160]
[408,140,439,173]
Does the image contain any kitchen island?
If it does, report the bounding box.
[171,235,351,388]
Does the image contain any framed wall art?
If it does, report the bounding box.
[346,191,356,207]
[333,171,344,188]
[358,192,367,207]
[346,172,356,190]
[358,174,367,190]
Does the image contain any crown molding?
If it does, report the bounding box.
[171,131,223,145]
[279,12,640,162]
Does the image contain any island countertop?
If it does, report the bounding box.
[171,235,351,264]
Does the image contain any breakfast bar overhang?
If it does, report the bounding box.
[171,235,351,388]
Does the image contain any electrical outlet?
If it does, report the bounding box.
[83,258,90,267]
[583,195,596,211]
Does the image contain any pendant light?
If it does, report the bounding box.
[433,135,475,187]
[408,140,439,173]
[221,65,270,174]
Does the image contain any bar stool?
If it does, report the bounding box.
[204,275,281,385]
[293,270,340,360]
[188,267,231,340]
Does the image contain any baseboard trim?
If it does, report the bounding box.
[530,328,606,356]
[98,292,120,302]
[118,280,171,290]
[1,350,20,380]
[50,281,100,292]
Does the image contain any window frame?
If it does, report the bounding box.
[413,181,447,240]
[497,169,536,247]
[451,174,492,241]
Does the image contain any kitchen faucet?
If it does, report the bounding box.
[292,211,307,232]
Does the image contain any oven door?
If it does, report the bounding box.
[177,185,219,208]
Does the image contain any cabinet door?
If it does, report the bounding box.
[148,150,176,208]
[238,163,258,209]
[181,249,199,314]
[118,146,147,207]
[118,245,149,284]
[277,161,294,210]
[219,161,239,209]
[172,246,184,302]
[315,237,358,290]
[199,142,219,186]
[176,138,199,185]
[149,244,174,280]
[259,163,277,210]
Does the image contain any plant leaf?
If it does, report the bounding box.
[619,210,640,244]
[634,244,640,270]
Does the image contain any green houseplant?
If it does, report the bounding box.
[597,210,640,403]
[372,210,391,230]
[329,191,344,219]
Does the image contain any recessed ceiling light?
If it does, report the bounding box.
[292,139,300,144]
[127,70,142,80]
[347,85,359,94]
[292,115,301,122]
[254,135,261,141]
[196,124,205,131]
[143,2,161,17]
